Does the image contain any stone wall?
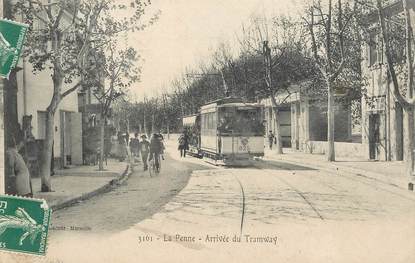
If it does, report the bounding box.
[305,141,366,159]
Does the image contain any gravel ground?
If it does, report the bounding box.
[50,153,211,234]
[3,140,415,263]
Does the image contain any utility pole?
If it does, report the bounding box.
[263,40,283,154]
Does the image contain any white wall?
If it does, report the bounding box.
[306,141,366,159]
[16,61,79,158]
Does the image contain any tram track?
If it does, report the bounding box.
[253,160,379,218]
[228,171,247,236]
[272,175,325,220]
[247,161,326,220]
[258,158,415,202]
[188,155,413,223]
[230,165,325,227]
[251,159,415,219]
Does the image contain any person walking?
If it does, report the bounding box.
[130,133,140,160]
[5,135,33,197]
[178,132,189,157]
[268,130,275,150]
[139,134,150,171]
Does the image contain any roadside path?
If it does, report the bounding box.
[50,151,210,234]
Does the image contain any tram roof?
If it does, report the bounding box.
[203,97,245,105]
[217,102,263,108]
[202,97,263,108]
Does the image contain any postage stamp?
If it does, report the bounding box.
[0,195,51,255]
[0,19,28,79]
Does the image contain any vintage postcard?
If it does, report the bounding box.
[1,0,415,262]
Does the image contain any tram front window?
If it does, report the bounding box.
[218,108,263,135]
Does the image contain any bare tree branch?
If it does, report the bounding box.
[60,81,82,99]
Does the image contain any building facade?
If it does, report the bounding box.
[262,85,363,158]
[7,3,84,172]
[361,0,415,161]
[15,57,83,170]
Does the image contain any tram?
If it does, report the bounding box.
[182,97,265,165]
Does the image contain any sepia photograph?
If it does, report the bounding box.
[0,0,415,262]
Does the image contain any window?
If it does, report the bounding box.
[368,31,378,67]
[387,18,406,64]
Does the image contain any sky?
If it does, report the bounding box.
[128,0,304,100]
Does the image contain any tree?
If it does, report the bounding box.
[87,40,139,171]
[15,0,154,191]
[304,0,352,161]
[238,15,314,154]
[161,92,171,138]
[376,0,415,177]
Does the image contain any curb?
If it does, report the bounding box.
[50,164,132,212]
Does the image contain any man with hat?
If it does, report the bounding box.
[139,134,150,171]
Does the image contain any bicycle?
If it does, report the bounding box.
[148,157,155,177]
[148,152,161,176]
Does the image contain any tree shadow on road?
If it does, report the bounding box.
[231,159,318,171]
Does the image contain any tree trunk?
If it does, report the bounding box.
[271,107,283,154]
[151,114,155,134]
[3,70,20,146]
[39,110,55,192]
[98,115,105,171]
[143,112,147,137]
[39,71,63,192]
[269,94,283,154]
[262,41,282,154]
[404,105,415,177]
[167,122,170,139]
[327,80,335,162]
[403,0,415,178]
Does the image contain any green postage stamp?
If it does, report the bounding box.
[0,19,28,78]
[0,195,51,255]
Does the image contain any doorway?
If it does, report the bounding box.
[369,114,380,160]
[60,111,83,167]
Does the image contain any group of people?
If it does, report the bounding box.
[177,131,189,157]
[119,131,165,171]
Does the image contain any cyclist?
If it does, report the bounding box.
[139,135,150,171]
[149,131,164,172]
